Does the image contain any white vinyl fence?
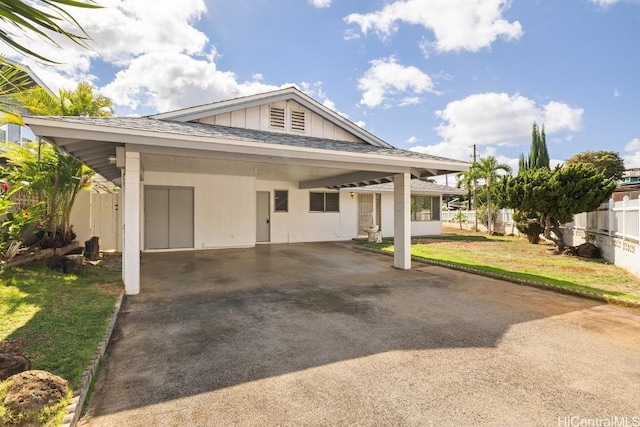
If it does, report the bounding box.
[70,190,121,251]
[573,197,640,242]
[567,196,639,277]
[442,208,517,234]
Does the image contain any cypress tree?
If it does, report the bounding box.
[513,121,551,243]
[529,122,540,169]
[539,125,549,168]
[520,122,550,170]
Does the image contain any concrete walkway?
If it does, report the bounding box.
[82,242,640,426]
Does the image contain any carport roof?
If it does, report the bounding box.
[24,115,470,186]
[352,179,467,195]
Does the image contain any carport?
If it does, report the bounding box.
[24,88,469,295]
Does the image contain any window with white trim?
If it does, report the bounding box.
[310,192,339,212]
[411,195,440,221]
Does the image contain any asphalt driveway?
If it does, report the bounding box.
[83,242,640,426]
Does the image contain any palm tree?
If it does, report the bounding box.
[2,141,93,244]
[14,81,113,117]
[456,169,479,210]
[0,0,99,64]
[4,81,112,246]
[470,156,512,234]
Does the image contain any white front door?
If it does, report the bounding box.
[357,193,374,236]
[256,191,270,242]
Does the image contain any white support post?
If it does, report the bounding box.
[123,151,141,295]
[393,172,411,269]
[121,168,125,284]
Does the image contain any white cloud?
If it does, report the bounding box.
[0,0,306,114]
[0,0,208,69]
[418,38,430,58]
[354,120,366,128]
[624,138,640,168]
[543,101,583,133]
[613,88,620,97]
[252,73,264,81]
[624,138,640,152]
[410,92,583,162]
[309,0,332,8]
[406,136,420,144]
[357,57,435,108]
[345,0,522,52]
[590,0,621,6]
[102,52,293,113]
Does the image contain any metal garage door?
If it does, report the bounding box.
[144,187,194,249]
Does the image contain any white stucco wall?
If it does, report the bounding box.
[411,221,443,236]
[378,192,442,237]
[143,171,256,250]
[256,180,357,242]
[137,172,445,250]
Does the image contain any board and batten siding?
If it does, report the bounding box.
[196,100,365,143]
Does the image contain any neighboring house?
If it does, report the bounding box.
[346,180,466,237]
[612,168,640,201]
[25,87,469,294]
[0,61,53,144]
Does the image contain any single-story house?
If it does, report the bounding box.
[25,87,469,295]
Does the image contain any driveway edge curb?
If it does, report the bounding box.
[355,246,640,309]
[61,290,125,427]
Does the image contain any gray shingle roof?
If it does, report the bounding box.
[355,179,467,194]
[37,116,469,166]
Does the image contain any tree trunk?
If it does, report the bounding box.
[486,186,492,234]
[542,215,565,251]
[526,231,540,244]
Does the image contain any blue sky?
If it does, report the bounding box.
[3,0,640,171]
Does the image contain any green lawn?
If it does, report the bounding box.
[362,229,640,303]
[0,259,123,388]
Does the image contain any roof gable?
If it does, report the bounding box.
[150,87,392,148]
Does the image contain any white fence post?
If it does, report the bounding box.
[608,198,614,237]
[622,196,628,242]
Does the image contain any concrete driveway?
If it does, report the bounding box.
[83,242,640,426]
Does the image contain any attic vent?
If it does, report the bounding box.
[291,110,306,132]
[269,106,285,129]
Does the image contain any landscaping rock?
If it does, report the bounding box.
[84,236,100,261]
[0,339,31,381]
[3,370,69,415]
[48,255,65,272]
[63,254,85,274]
[563,246,578,256]
[576,242,600,259]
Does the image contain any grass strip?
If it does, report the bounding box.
[361,231,640,304]
[1,258,122,426]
